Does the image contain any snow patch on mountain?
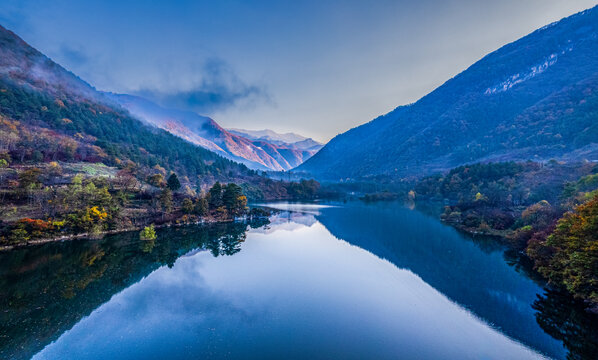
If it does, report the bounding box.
[485,47,573,95]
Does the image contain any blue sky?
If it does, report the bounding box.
[1,0,596,141]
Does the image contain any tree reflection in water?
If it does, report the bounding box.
[533,289,598,360]
[0,220,257,360]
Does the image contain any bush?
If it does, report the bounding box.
[140,224,157,241]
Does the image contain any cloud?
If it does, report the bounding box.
[136,58,271,114]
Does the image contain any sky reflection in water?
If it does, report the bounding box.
[34,205,550,360]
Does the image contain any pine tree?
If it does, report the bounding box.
[208,182,223,209]
[167,173,181,191]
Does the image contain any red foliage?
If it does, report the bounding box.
[17,218,51,232]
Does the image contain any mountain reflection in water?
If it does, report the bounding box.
[0,202,596,360]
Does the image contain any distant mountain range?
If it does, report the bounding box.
[298,6,598,180]
[228,128,323,152]
[109,94,323,171]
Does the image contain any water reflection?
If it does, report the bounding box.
[0,222,249,360]
[33,211,545,360]
[532,289,598,360]
[0,202,595,360]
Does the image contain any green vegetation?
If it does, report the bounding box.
[360,191,400,202]
[139,224,157,241]
[167,173,181,191]
[240,178,321,201]
[0,162,256,246]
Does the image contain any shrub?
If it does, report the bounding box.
[139,224,157,241]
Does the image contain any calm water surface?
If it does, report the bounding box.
[1,202,596,359]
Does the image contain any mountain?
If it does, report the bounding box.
[110,94,322,171]
[0,24,249,181]
[298,6,598,180]
[228,128,323,152]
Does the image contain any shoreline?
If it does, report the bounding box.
[0,217,243,252]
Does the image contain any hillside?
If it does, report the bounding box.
[110,94,321,171]
[0,25,254,182]
[298,6,598,180]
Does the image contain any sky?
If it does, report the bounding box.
[0,0,596,142]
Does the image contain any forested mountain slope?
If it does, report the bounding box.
[0,24,250,181]
[298,6,598,180]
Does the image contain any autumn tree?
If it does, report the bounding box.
[528,195,598,306]
[147,173,165,188]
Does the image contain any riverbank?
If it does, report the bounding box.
[427,198,598,314]
[0,216,248,252]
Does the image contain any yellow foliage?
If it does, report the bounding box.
[88,206,108,221]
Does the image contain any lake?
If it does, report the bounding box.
[1,202,596,359]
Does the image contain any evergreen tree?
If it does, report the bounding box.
[223,183,247,216]
[194,196,209,216]
[182,198,194,214]
[208,182,223,209]
[159,189,173,214]
[167,173,181,191]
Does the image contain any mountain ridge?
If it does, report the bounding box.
[297,5,598,180]
[109,93,322,171]
[0,23,252,182]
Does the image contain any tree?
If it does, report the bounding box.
[75,206,108,235]
[0,158,8,189]
[182,198,194,214]
[31,150,43,162]
[474,192,488,202]
[521,200,555,229]
[408,190,416,201]
[18,168,42,189]
[222,183,247,217]
[159,189,173,214]
[147,173,165,188]
[167,173,181,191]
[194,196,209,216]
[140,224,157,240]
[528,195,598,306]
[208,182,223,209]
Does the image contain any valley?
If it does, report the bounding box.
[0,3,597,360]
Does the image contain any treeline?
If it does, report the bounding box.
[412,161,598,311]
[240,178,321,201]
[0,160,258,246]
